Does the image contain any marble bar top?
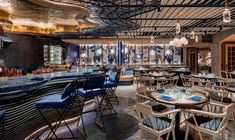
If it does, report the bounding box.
[0,66,104,93]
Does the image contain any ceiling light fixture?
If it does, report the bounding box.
[190,31,195,39]
[176,21,181,34]
[195,35,199,43]
[223,1,231,23]
[169,36,188,47]
[150,36,154,43]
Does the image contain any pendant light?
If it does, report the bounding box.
[175,13,181,34]
[150,36,154,43]
[195,35,199,43]
[223,1,231,23]
[176,20,181,34]
[190,31,195,39]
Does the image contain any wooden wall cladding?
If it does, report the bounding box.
[0,33,63,71]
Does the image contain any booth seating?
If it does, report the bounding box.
[119,68,134,85]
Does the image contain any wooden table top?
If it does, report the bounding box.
[149,88,208,107]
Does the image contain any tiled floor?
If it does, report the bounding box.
[34,84,235,140]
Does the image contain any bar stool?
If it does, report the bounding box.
[35,80,78,139]
[78,74,113,130]
[0,110,5,140]
[105,69,120,104]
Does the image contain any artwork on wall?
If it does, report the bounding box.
[198,49,211,72]
[76,42,182,66]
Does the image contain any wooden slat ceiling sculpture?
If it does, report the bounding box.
[0,0,99,35]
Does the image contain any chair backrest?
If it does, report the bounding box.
[83,74,106,90]
[108,69,120,83]
[221,71,228,79]
[187,102,233,133]
[135,102,179,132]
[136,87,151,103]
[61,80,78,99]
[181,75,192,88]
[124,69,133,76]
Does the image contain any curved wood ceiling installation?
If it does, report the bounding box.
[0,0,99,35]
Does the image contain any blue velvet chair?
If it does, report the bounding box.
[104,69,120,104]
[78,74,111,130]
[35,80,78,139]
[0,110,5,140]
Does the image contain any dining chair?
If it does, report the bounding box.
[221,71,229,79]
[166,76,178,88]
[135,101,180,140]
[136,87,168,112]
[135,72,142,88]
[191,77,208,87]
[181,74,192,88]
[183,102,234,140]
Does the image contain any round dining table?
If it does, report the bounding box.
[149,88,208,140]
[191,74,220,80]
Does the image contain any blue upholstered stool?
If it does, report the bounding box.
[35,81,78,139]
[104,69,120,104]
[78,74,111,129]
[0,110,5,140]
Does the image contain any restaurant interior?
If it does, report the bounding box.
[1,0,235,140]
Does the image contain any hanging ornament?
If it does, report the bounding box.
[169,41,174,46]
[223,1,231,23]
[176,22,181,34]
[190,31,195,39]
[180,37,188,46]
[195,35,199,43]
[150,36,154,43]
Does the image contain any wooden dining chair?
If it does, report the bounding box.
[135,101,180,140]
[191,77,208,87]
[181,74,192,88]
[167,76,179,88]
[135,72,142,88]
[136,87,168,112]
[221,71,229,79]
[183,102,234,140]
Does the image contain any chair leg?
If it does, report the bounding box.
[1,119,4,140]
[198,130,203,140]
[184,126,189,140]
[55,109,76,138]
[172,129,176,140]
[37,108,59,139]
[166,131,170,140]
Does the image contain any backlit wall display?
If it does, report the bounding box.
[44,45,63,65]
[77,43,182,66]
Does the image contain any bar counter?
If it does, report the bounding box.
[0,66,104,140]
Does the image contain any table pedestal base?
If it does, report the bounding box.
[162,130,193,140]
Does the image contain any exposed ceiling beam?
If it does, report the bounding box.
[100,17,233,20]
[99,4,235,8]
[140,25,235,28]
